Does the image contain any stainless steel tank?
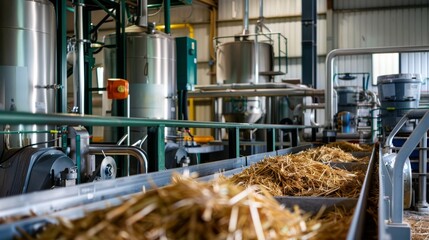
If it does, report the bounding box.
[0,0,56,149]
[335,86,360,115]
[378,74,422,133]
[216,41,273,124]
[104,26,176,141]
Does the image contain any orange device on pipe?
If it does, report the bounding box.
[107,78,129,99]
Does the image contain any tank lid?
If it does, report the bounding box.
[377,74,422,84]
[125,25,147,33]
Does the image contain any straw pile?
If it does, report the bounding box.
[0,212,35,224]
[325,142,373,152]
[404,211,429,240]
[230,152,364,198]
[297,146,360,163]
[26,173,322,240]
[315,207,355,240]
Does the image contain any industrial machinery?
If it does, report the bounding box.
[216,38,273,124]
[0,138,377,239]
[104,24,177,141]
[333,72,376,136]
[211,0,291,144]
[0,0,56,151]
[0,148,76,197]
[103,1,205,170]
[377,74,422,134]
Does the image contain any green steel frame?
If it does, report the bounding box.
[0,111,303,171]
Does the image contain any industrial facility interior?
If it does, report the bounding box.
[0,0,429,239]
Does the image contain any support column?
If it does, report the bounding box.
[55,0,67,113]
[301,0,317,88]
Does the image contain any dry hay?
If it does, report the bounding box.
[325,142,373,153]
[299,146,367,164]
[404,211,429,240]
[230,153,364,198]
[312,207,354,240]
[26,173,323,240]
[0,212,35,225]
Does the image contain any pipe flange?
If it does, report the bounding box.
[100,156,117,180]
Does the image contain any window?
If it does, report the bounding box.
[372,53,399,85]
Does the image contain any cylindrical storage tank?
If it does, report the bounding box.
[335,86,360,115]
[377,74,422,133]
[104,26,176,141]
[0,0,56,149]
[216,40,273,124]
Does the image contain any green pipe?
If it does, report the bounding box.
[62,128,68,153]
[233,127,240,158]
[58,0,68,113]
[163,0,171,34]
[0,130,51,134]
[0,111,305,130]
[76,135,81,184]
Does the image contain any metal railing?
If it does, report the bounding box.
[0,111,304,171]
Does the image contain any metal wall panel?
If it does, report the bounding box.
[335,8,429,49]
[282,57,326,87]
[401,52,429,91]
[334,0,428,10]
[194,25,210,62]
[148,4,210,24]
[197,63,211,85]
[335,55,376,92]
[218,0,327,21]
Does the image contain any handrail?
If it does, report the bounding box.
[382,109,429,223]
[0,111,304,130]
[0,111,305,171]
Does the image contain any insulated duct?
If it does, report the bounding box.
[136,0,148,27]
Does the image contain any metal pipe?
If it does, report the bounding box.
[303,103,325,109]
[325,45,429,128]
[259,0,263,20]
[136,0,148,27]
[89,145,148,174]
[156,24,194,38]
[73,0,85,115]
[188,88,324,98]
[195,82,309,90]
[163,0,171,34]
[242,0,249,35]
[0,111,306,130]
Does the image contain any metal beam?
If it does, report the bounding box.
[147,126,166,171]
[302,0,317,87]
[55,0,68,113]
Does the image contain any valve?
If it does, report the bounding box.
[107,78,129,99]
